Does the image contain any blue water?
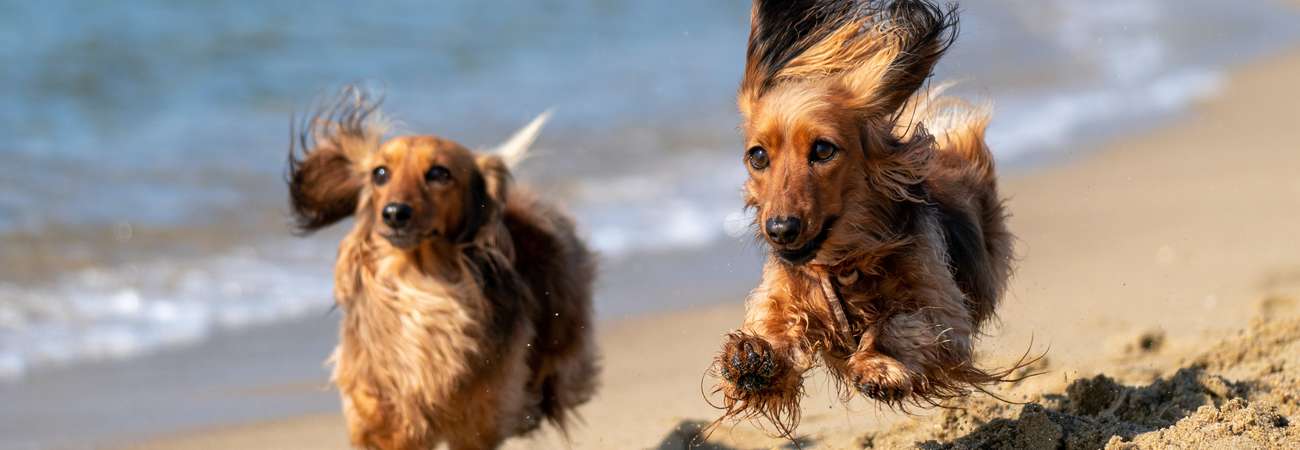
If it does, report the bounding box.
[1,0,1297,381]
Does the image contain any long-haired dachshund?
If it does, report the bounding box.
[711,0,1019,436]
[287,88,598,450]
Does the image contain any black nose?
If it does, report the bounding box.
[382,203,414,229]
[764,216,803,245]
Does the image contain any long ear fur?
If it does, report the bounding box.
[856,0,959,115]
[740,0,861,107]
[286,86,387,233]
[460,154,511,244]
[456,111,547,243]
[740,0,959,118]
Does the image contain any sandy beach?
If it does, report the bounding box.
[120,38,1300,450]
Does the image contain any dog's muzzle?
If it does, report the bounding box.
[773,216,837,265]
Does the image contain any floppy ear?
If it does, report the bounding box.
[861,120,934,203]
[286,87,386,233]
[287,136,362,232]
[739,0,957,118]
[456,111,547,242]
[739,0,860,117]
[849,0,959,115]
[457,155,511,243]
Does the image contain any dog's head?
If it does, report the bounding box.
[359,136,501,249]
[737,0,957,265]
[287,88,543,252]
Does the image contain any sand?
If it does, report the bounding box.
[129,46,1300,450]
[861,313,1300,449]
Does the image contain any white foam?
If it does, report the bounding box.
[989,67,1221,161]
[571,152,749,259]
[0,240,333,381]
[0,351,25,381]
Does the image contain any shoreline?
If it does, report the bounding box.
[23,43,1300,450]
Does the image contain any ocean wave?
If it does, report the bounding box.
[568,153,750,259]
[990,68,1222,161]
[1,0,1297,378]
[0,240,334,381]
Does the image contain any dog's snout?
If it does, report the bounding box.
[382,203,414,229]
[764,216,803,245]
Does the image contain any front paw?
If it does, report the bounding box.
[847,352,916,402]
[717,333,785,394]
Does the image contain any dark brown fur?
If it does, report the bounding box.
[711,0,1019,437]
[288,88,597,450]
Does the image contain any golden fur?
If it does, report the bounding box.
[711,0,1021,437]
[287,88,597,450]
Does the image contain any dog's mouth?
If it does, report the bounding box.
[381,228,440,249]
[773,216,837,266]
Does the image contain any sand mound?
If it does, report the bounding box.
[861,315,1300,449]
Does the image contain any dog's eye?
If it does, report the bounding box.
[746,146,769,171]
[372,166,390,185]
[425,166,452,184]
[811,140,838,163]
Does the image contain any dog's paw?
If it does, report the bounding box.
[718,334,785,394]
[847,352,916,402]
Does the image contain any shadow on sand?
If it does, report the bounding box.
[655,419,814,450]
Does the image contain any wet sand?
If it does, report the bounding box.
[124,45,1300,450]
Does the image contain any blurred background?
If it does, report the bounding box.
[2,0,1298,448]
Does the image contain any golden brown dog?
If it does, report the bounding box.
[287,88,597,450]
[711,0,1018,436]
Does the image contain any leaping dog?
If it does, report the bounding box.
[712,0,1020,437]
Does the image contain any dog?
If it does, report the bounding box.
[287,88,598,450]
[711,0,1019,436]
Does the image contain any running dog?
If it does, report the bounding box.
[712,0,1019,436]
[288,88,597,450]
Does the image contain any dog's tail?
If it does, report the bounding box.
[897,82,996,181]
[492,110,553,170]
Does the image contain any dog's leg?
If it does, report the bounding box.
[847,278,977,403]
[845,314,928,403]
[719,283,811,393]
[340,380,425,450]
[714,278,812,430]
[444,388,506,450]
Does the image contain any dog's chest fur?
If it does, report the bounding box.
[330,231,517,440]
[796,216,949,353]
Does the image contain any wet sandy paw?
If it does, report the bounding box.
[848,352,916,402]
[718,333,785,394]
